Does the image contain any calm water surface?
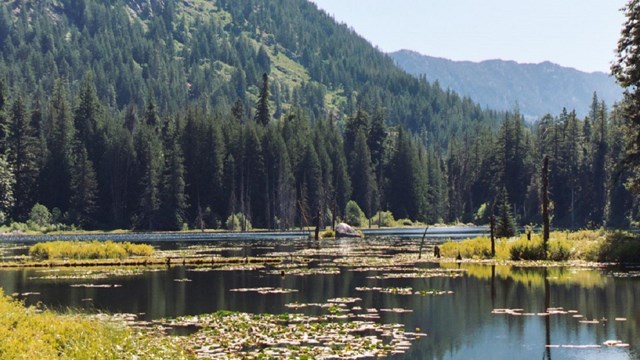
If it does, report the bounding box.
[0,235,637,359]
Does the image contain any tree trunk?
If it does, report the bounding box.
[542,155,550,255]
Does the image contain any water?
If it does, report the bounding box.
[0,234,637,359]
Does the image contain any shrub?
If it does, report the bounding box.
[29,203,52,227]
[509,236,546,260]
[596,231,640,263]
[226,213,252,231]
[397,218,414,227]
[369,210,395,227]
[319,229,335,239]
[345,201,366,227]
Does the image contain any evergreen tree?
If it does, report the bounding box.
[254,73,270,125]
[8,96,39,220]
[612,0,640,196]
[0,154,14,223]
[350,130,378,220]
[69,140,98,227]
[0,80,8,155]
[40,80,75,214]
[159,117,187,230]
[496,188,516,238]
[134,124,164,230]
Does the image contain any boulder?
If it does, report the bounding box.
[335,223,362,238]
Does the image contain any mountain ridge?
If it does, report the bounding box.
[390,49,622,118]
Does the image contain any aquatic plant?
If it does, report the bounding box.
[29,241,154,260]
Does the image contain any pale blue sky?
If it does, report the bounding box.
[311,0,627,73]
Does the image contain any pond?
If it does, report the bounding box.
[0,234,637,359]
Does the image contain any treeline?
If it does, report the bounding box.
[0,75,634,230]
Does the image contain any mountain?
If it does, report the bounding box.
[0,0,500,144]
[390,49,622,119]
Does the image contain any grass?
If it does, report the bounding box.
[0,290,186,359]
[440,229,640,263]
[29,241,154,261]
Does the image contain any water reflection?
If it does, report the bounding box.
[0,238,636,359]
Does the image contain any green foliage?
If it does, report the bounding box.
[613,0,640,198]
[0,154,14,223]
[369,210,395,227]
[29,241,154,260]
[440,237,510,260]
[226,213,252,231]
[28,203,51,227]
[0,290,186,358]
[496,189,516,238]
[474,203,489,224]
[345,200,366,227]
[595,231,640,263]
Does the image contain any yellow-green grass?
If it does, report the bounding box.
[440,230,638,263]
[29,241,154,261]
[0,290,186,359]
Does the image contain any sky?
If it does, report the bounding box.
[310,0,628,73]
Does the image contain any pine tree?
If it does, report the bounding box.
[134,124,164,230]
[159,117,187,230]
[69,140,98,227]
[8,96,39,220]
[40,80,75,214]
[254,73,270,126]
[74,73,102,160]
[496,188,516,238]
[0,80,8,155]
[612,0,640,196]
[350,130,378,220]
[0,154,14,223]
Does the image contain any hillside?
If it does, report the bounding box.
[390,49,622,119]
[0,0,500,142]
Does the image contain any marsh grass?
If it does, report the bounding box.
[0,290,187,359]
[439,230,637,262]
[29,241,154,261]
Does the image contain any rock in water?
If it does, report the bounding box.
[335,223,362,238]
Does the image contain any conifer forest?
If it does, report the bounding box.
[0,0,634,231]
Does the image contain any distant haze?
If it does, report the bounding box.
[311,0,627,73]
[391,50,623,119]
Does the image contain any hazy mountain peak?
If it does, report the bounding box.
[390,49,622,118]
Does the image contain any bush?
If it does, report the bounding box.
[29,203,52,227]
[397,218,414,227]
[369,210,395,227]
[509,237,546,260]
[226,213,252,231]
[345,201,366,227]
[596,231,640,263]
[319,229,335,239]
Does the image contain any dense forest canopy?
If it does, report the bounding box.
[0,0,635,230]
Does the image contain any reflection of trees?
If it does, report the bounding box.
[544,268,551,360]
[442,263,608,289]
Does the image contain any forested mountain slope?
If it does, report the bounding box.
[391,50,622,119]
[0,0,633,231]
[0,0,499,142]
